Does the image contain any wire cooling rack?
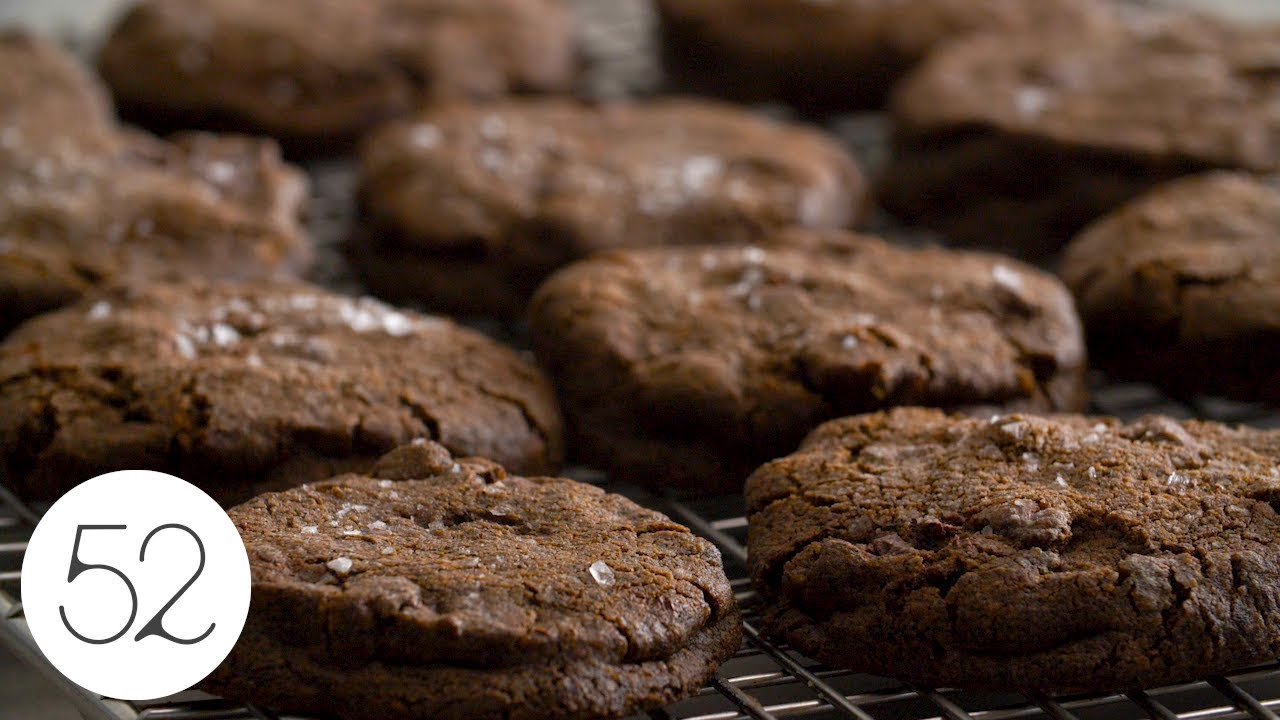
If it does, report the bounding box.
[3,379,1280,720]
[4,1,1280,718]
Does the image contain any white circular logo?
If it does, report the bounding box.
[21,471,251,701]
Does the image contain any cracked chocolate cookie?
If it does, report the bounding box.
[0,281,562,503]
[97,0,575,151]
[0,32,311,333]
[882,14,1280,257]
[1062,173,1280,403]
[528,231,1087,493]
[746,407,1280,692]
[353,98,866,317]
[655,0,1114,112]
[202,440,741,720]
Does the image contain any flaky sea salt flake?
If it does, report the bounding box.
[681,155,723,191]
[173,334,197,360]
[1015,85,1052,119]
[205,160,236,184]
[480,115,507,140]
[210,323,240,347]
[588,560,616,587]
[381,310,414,337]
[993,264,1024,291]
[409,124,442,149]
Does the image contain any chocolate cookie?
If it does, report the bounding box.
[98,0,576,151]
[0,30,116,153]
[528,231,1087,492]
[881,14,1280,257]
[0,32,310,333]
[1061,173,1280,402]
[654,0,1114,112]
[746,407,1280,692]
[353,99,866,317]
[0,281,562,503]
[202,440,741,720]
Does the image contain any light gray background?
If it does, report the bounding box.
[3,0,1280,34]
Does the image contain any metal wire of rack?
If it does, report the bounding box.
[2,379,1280,720]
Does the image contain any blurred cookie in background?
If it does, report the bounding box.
[1062,173,1280,404]
[653,0,1115,112]
[97,0,576,153]
[0,29,116,151]
[881,13,1280,257]
[353,98,866,318]
[0,32,310,333]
